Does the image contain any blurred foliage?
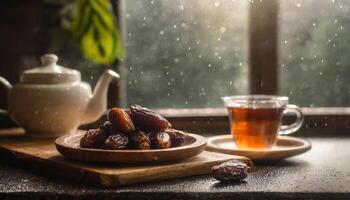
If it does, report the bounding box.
[282,4,350,107]
[71,0,123,64]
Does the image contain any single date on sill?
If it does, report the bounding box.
[211,160,251,182]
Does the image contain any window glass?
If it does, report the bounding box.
[125,0,248,108]
[280,0,350,107]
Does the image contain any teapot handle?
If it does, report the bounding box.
[0,76,12,114]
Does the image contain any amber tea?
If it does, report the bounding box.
[222,95,304,150]
[228,107,283,150]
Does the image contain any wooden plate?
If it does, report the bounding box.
[206,135,311,160]
[55,132,207,163]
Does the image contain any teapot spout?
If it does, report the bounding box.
[82,70,120,124]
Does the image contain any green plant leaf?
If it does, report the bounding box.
[71,0,123,65]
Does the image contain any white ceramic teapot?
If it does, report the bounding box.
[0,54,120,138]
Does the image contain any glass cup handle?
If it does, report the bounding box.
[279,104,304,135]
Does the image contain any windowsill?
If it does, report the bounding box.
[156,107,350,137]
[156,107,350,117]
[1,137,350,199]
[1,107,349,137]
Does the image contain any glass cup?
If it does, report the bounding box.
[222,95,303,150]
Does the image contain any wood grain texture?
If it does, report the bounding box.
[206,135,311,160]
[0,128,249,188]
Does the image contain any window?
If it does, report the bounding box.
[124,0,248,108]
[1,0,350,134]
[280,0,350,107]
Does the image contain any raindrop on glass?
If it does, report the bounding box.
[220,27,226,33]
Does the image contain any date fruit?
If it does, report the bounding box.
[80,129,107,148]
[130,130,151,150]
[164,129,187,147]
[148,132,171,149]
[129,105,171,132]
[99,121,116,136]
[211,160,250,182]
[108,108,135,134]
[102,133,129,149]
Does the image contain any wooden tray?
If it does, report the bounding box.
[55,132,207,163]
[0,128,249,188]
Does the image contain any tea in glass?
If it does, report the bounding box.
[222,95,303,150]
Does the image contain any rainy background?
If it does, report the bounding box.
[56,0,350,108]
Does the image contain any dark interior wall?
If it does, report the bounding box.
[0,1,62,109]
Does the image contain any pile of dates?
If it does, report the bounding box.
[80,105,188,150]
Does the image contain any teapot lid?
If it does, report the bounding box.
[20,54,81,84]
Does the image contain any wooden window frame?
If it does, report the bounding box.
[108,0,350,136]
[156,108,350,137]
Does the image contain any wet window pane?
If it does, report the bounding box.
[125,0,248,108]
[280,0,350,107]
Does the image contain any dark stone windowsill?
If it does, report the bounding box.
[0,137,349,200]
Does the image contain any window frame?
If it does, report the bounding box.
[156,107,350,136]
